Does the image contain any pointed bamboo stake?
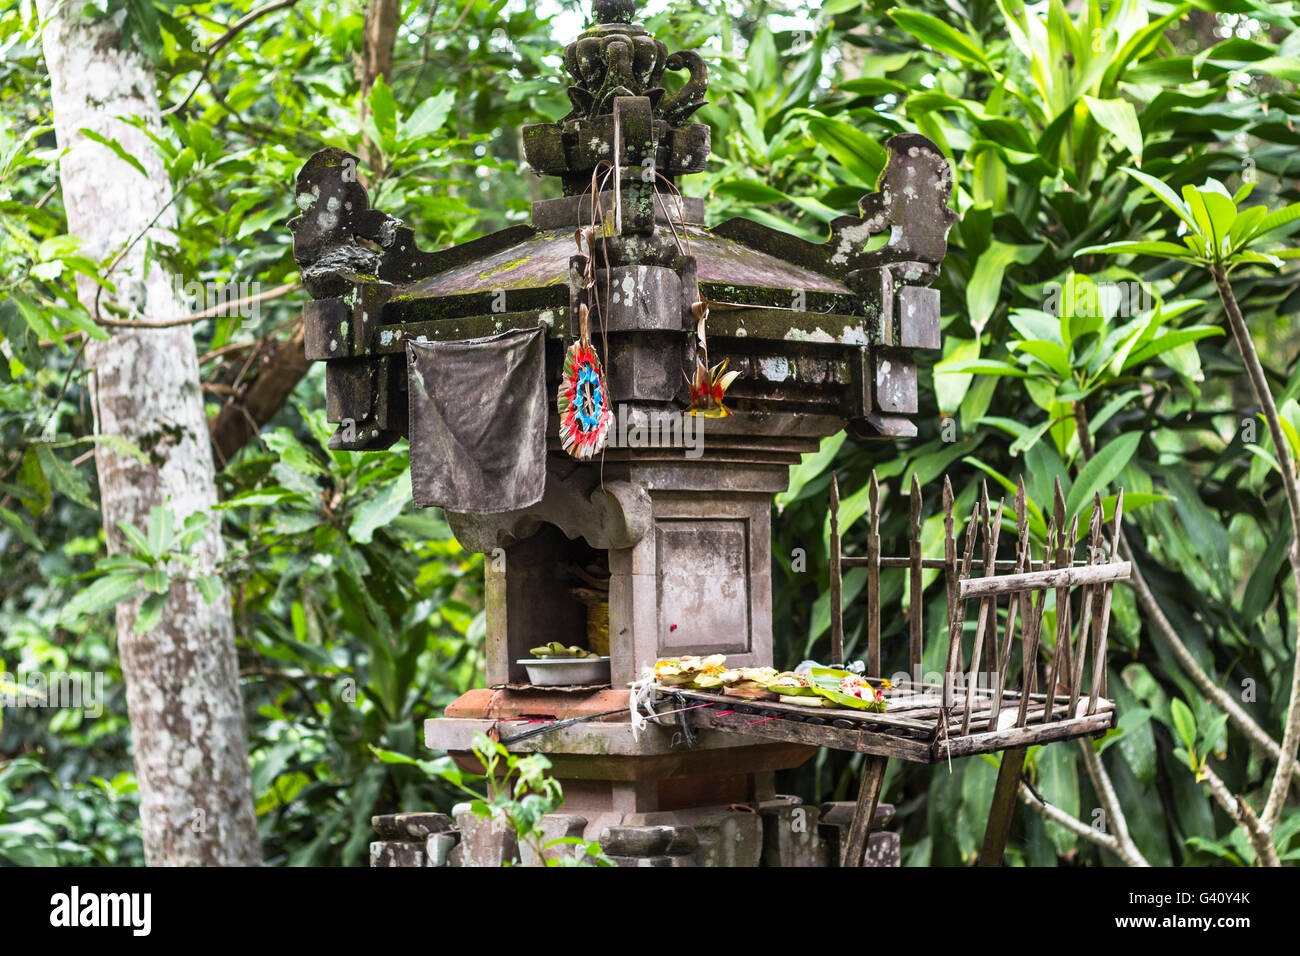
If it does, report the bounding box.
[1017,517,1055,728]
[944,493,981,709]
[942,477,956,702]
[1088,489,1124,715]
[908,473,924,684]
[1042,512,1078,723]
[1070,496,1104,718]
[962,486,1003,736]
[867,470,882,679]
[988,480,1030,731]
[830,473,844,667]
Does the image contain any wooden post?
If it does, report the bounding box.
[978,745,1028,866]
[843,754,889,867]
[830,473,844,667]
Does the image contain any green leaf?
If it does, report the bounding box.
[78,128,149,178]
[146,504,173,556]
[1249,201,1300,241]
[35,446,96,510]
[1120,326,1225,371]
[63,573,142,620]
[888,9,994,73]
[115,520,154,559]
[939,358,1031,377]
[777,432,845,509]
[1170,698,1197,754]
[133,592,167,633]
[1065,432,1141,518]
[1121,167,1198,234]
[966,242,1040,333]
[349,470,412,544]
[403,89,456,141]
[1075,240,1197,260]
[367,76,398,155]
[1083,96,1143,162]
[1010,339,1071,378]
[0,506,43,551]
[803,115,887,186]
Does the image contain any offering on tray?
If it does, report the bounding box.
[779,694,831,707]
[654,654,728,687]
[765,671,818,696]
[805,666,888,712]
[529,642,602,660]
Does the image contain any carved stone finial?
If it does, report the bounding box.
[593,0,638,24]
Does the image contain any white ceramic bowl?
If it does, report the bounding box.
[518,656,612,686]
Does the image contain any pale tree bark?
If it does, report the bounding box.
[36,2,261,865]
[357,0,401,173]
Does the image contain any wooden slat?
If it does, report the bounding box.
[1069,496,1103,719]
[958,560,1130,599]
[943,493,980,709]
[1015,520,1053,728]
[685,710,932,761]
[933,710,1115,761]
[1041,510,1078,724]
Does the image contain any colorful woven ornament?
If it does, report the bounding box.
[685,300,739,418]
[558,302,613,459]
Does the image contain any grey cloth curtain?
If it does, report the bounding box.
[407,326,547,513]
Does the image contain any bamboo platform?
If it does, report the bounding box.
[653,471,1130,866]
[654,682,1116,764]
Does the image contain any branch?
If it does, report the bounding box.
[162,0,303,117]
[1017,780,1149,866]
[1212,265,1300,835]
[1074,403,1300,789]
[94,281,299,329]
[1199,761,1280,866]
[1078,738,1147,865]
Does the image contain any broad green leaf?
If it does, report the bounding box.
[1083,96,1143,162]
[1121,167,1198,233]
[1170,698,1197,754]
[777,431,845,509]
[889,9,994,73]
[804,115,887,186]
[78,128,148,178]
[349,470,412,544]
[966,242,1041,333]
[1065,432,1140,518]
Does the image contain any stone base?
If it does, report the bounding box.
[371,798,901,867]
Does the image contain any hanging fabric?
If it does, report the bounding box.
[407,326,547,513]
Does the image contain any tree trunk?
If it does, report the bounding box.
[36,2,261,865]
[358,0,401,172]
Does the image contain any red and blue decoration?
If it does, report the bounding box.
[558,340,613,459]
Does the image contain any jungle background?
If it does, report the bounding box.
[2,0,1299,866]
